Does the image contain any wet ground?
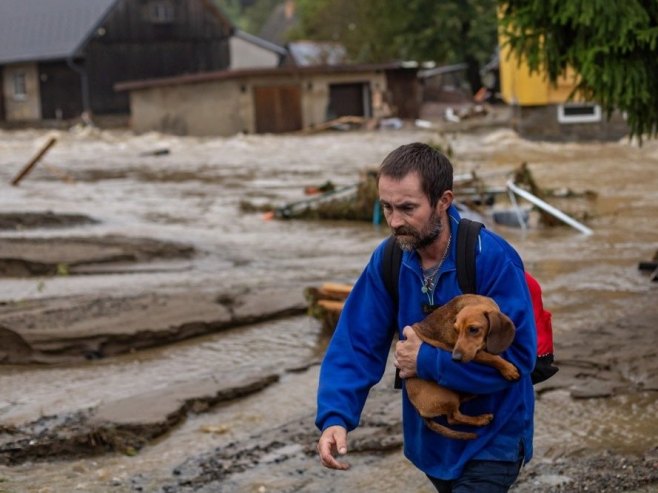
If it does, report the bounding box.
[0,122,656,492]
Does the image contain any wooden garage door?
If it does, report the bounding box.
[253,85,303,134]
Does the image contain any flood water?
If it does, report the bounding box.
[0,125,657,492]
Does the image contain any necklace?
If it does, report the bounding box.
[421,234,452,305]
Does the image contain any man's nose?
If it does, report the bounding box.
[388,210,404,229]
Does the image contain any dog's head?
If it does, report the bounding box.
[452,304,516,362]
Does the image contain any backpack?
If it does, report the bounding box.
[382,218,558,385]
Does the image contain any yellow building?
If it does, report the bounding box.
[499,44,577,106]
[497,37,627,140]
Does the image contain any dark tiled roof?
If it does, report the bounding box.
[0,0,118,65]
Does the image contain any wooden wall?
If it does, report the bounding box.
[84,0,231,114]
[39,61,83,119]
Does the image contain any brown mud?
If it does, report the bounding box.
[0,235,194,277]
[0,212,97,231]
[0,287,306,363]
[0,373,279,466]
[131,290,658,493]
[0,127,656,492]
[0,301,654,493]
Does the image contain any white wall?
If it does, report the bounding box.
[2,63,41,121]
[229,37,280,70]
[130,81,245,137]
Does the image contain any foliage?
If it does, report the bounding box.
[290,0,499,89]
[499,0,658,140]
[214,0,283,34]
[213,0,243,27]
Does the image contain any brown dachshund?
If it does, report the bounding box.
[405,294,520,440]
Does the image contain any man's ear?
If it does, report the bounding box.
[436,190,454,213]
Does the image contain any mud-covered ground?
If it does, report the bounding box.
[0,123,656,492]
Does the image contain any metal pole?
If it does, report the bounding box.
[506,180,593,236]
[506,187,528,232]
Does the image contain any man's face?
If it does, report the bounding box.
[378,172,442,251]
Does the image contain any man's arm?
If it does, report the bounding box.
[315,244,396,462]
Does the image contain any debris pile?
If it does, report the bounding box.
[239,144,596,236]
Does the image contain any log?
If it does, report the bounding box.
[318,283,352,299]
[11,137,58,186]
[317,300,345,312]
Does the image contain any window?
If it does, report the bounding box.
[13,72,27,100]
[557,104,602,124]
[148,1,175,23]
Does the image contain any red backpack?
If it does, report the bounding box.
[382,218,558,385]
[524,272,556,381]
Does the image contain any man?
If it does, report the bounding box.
[316,143,536,492]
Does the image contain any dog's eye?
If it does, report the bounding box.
[468,326,479,335]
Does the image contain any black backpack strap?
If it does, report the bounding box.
[456,218,484,294]
[382,235,403,389]
[382,235,402,311]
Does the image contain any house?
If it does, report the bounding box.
[229,29,288,70]
[115,63,419,136]
[498,38,628,141]
[0,0,236,124]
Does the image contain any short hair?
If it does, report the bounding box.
[378,143,453,207]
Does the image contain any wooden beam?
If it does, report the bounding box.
[11,137,58,186]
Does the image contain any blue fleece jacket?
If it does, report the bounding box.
[316,206,536,480]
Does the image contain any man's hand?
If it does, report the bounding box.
[395,325,422,378]
[317,425,350,470]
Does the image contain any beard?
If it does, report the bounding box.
[393,211,443,252]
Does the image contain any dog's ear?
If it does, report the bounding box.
[485,311,516,354]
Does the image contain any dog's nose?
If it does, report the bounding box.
[452,351,463,362]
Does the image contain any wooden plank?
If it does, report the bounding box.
[11,137,57,186]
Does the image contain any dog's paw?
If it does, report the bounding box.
[482,413,494,424]
[502,365,520,381]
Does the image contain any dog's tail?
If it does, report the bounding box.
[423,419,478,440]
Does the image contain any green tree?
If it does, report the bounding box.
[291,0,499,91]
[213,0,245,28]
[499,0,658,140]
[242,0,285,35]
[214,0,284,34]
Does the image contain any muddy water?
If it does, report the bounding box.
[0,126,657,491]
